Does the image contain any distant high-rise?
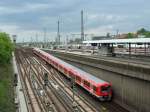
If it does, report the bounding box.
[43,28,46,43]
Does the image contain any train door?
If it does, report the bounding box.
[58,64,61,71]
[75,75,81,84]
[61,66,65,74]
[83,80,90,90]
[89,83,94,93]
[70,70,75,80]
[93,85,98,96]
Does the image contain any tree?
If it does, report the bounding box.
[145,32,150,37]
[0,32,14,64]
[137,28,147,34]
[127,33,135,38]
[137,28,150,37]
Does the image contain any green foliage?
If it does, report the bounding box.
[0,64,15,112]
[145,32,150,37]
[137,28,150,37]
[0,32,14,64]
[137,28,147,34]
[127,33,135,38]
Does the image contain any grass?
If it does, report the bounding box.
[0,64,15,112]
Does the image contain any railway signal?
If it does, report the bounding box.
[14,73,18,86]
[44,73,48,86]
[71,77,78,111]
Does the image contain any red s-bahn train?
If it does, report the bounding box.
[33,48,112,101]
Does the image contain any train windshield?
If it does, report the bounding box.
[101,85,111,92]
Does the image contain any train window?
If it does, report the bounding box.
[93,86,97,92]
[76,76,81,82]
[64,68,67,71]
[60,65,62,69]
[84,80,90,87]
[55,62,57,66]
[70,73,75,79]
[101,85,111,92]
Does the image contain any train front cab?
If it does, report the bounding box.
[97,83,112,101]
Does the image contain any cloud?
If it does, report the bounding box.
[86,25,114,36]
[87,13,127,22]
[0,0,150,42]
[0,24,20,33]
[0,3,50,15]
[0,24,56,43]
[24,3,50,11]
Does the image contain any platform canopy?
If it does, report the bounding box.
[83,38,150,44]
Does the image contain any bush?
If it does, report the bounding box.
[0,32,14,64]
[0,64,15,112]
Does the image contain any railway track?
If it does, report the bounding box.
[30,51,98,112]
[32,57,98,112]
[16,48,74,112]
[15,47,99,112]
[15,47,130,112]
[15,50,45,112]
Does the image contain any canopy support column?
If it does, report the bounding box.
[129,43,131,57]
[111,43,115,56]
[144,43,146,55]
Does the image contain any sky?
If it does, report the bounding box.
[0,0,150,42]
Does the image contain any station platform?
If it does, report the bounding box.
[42,49,150,68]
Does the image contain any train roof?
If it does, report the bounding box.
[60,60,107,84]
[83,38,150,44]
[34,48,109,85]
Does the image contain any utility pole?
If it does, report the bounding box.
[36,33,38,42]
[65,35,68,52]
[44,73,48,89]
[44,28,47,43]
[22,37,24,43]
[35,33,38,47]
[30,37,32,43]
[81,10,84,42]
[116,29,119,38]
[57,20,60,45]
